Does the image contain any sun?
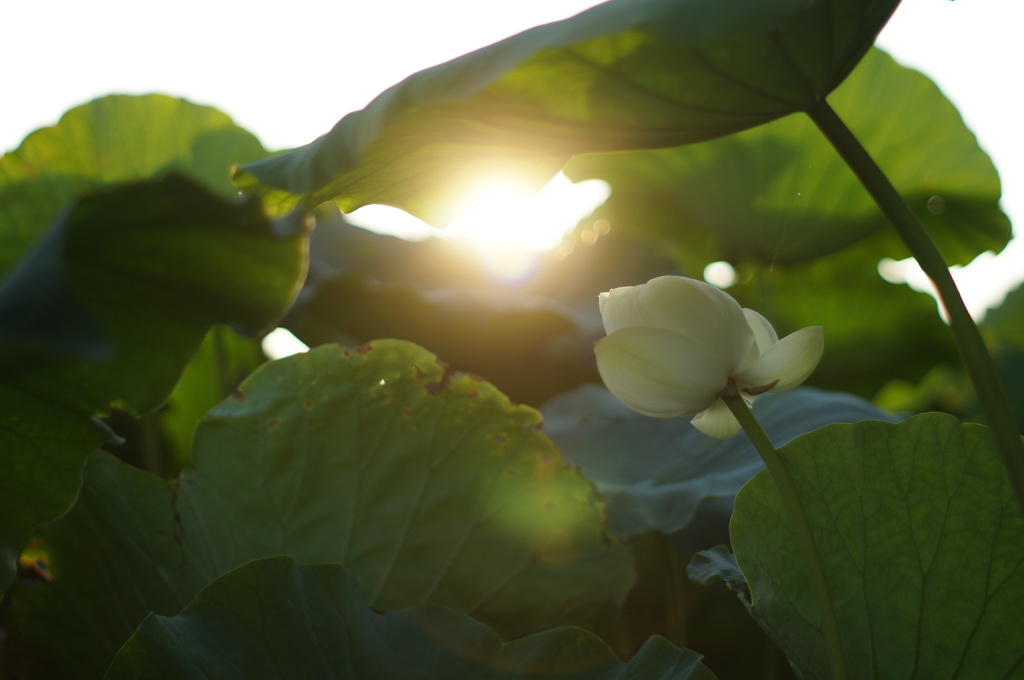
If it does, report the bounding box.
[447,174,607,251]
[445,174,609,282]
[346,172,610,283]
[266,173,608,359]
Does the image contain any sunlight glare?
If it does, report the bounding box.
[447,173,610,252]
[345,205,442,241]
[451,173,610,283]
[262,328,310,360]
[877,251,1024,322]
[346,173,610,284]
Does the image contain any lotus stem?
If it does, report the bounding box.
[807,100,1024,517]
[723,388,849,680]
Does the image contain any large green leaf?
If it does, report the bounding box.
[105,556,714,680]
[565,48,1009,269]
[542,384,897,537]
[731,414,1024,679]
[234,0,899,223]
[3,341,633,679]
[0,174,307,597]
[0,94,267,274]
[0,174,306,410]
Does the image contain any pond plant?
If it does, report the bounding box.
[1,0,1022,678]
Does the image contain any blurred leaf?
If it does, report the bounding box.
[686,545,745,591]
[971,282,1024,429]
[286,271,598,406]
[874,363,969,420]
[0,174,306,407]
[308,205,675,307]
[157,325,266,472]
[876,281,1024,430]
[0,94,267,275]
[988,349,1024,432]
[0,174,307,597]
[235,0,899,222]
[541,384,897,537]
[731,414,1024,679]
[284,207,674,405]
[984,282,1024,348]
[727,244,958,398]
[565,48,1009,269]
[106,556,715,680]
[4,341,633,679]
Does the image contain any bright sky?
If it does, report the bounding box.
[3,0,1022,314]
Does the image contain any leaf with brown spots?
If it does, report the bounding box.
[4,340,634,679]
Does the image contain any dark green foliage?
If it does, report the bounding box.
[4,343,633,678]
[106,557,714,680]
[0,172,307,595]
[1,1,1019,678]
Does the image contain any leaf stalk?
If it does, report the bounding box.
[806,100,1024,517]
[723,388,849,680]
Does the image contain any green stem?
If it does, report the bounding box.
[723,390,849,680]
[807,100,1024,516]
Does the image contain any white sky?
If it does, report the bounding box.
[2,0,1022,314]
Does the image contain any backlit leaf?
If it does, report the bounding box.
[235,0,899,223]
[732,414,1024,678]
[565,48,1009,268]
[4,341,633,678]
[0,174,307,596]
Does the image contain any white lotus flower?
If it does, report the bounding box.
[594,275,823,438]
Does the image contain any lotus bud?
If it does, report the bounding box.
[595,275,823,438]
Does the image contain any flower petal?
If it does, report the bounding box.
[733,326,824,393]
[690,398,742,439]
[742,308,778,356]
[602,276,754,371]
[595,326,728,417]
[599,285,644,335]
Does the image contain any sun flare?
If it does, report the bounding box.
[346,172,609,283]
[447,174,608,251]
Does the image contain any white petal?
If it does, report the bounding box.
[742,309,778,356]
[609,276,754,371]
[733,326,824,393]
[690,398,742,439]
[595,326,728,417]
[599,286,644,335]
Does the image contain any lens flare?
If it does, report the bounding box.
[346,173,609,284]
[703,261,737,288]
[448,174,609,252]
